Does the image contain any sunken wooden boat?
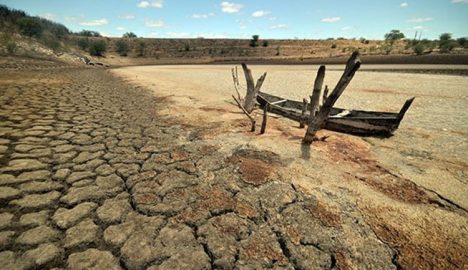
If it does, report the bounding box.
[257,91,415,137]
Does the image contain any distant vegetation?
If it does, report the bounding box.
[123,32,137,38]
[0,4,467,60]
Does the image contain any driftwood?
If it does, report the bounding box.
[303,52,361,144]
[242,63,267,113]
[232,95,256,132]
[260,104,269,134]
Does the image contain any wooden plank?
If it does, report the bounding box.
[242,63,267,113]
[271,99,287,105]
[303,52,361,144]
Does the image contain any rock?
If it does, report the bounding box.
[1,159,48,173]
[95,174,124,189]
[61,183,121,205]
[0,231,15,247]
[53,168,71,180]
[66,171,96,184]
[16,170,51,183]
[0,212,14,229]
[103,222,136,248]
[95,164,115,176]
[19,181,63,193]
[16,225,60,245]
[10,191,61,209]
[0,251,29,270]
[96,198,131,224]
[114,163,140,178]
[19,210,49,226]
[23,243,62,267]
[67,249,121,270]
[54,144,74,153]
[15,144,44,153]
[0,174,16,185]
[73,151,104,164]
[0,145,8,154]
[52,202,97,229]
[121,232,157,269]
[0,187,21,200]
[64,219,99,248]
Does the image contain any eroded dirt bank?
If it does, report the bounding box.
[0,60,466,269]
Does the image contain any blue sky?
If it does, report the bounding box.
[1,0,467,39]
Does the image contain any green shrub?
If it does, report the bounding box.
[331,44,337,49]
[123,32,137,38]
[384,30,405,45]
[440,41,457,52]
[77,38,89,50]
[115,39,129,56]
[77,30,101,37]
[249,35,259,47]
[137,41,145,57]
[88,40,106,56]
[413,43,425,55]
[41,34,61,52]
[1,33,17,54]
[262,40,269,47]
[457,37,467,47]
[17,17,43,37]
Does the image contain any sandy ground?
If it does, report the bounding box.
[113,64,468,269]
[113,64,468,207]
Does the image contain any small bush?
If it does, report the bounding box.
[115,39,129,56]
[41,34,61,52]
[440,41,457,53]
[88,40,106,56]
[184,43,190,52]
[77,38,89,50]
[123,32,137,38]
[249,35,259,47]
[1,33,17,54]
[17,17,43,37]
[77,30,101,37]
[137,41,145,57]
[413,43,425,55]
[457,37,467,47]
[331,44,337,49]
[262,40,269,47]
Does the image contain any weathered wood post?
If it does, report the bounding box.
[232,95,256,132]
[299,98,308,128]
[309,66,326,118]
[260,104,269,134]
[302,52,361,144]
[242,63,267,113]
[323,85,329,103]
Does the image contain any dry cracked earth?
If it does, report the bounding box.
[0,60,464,270]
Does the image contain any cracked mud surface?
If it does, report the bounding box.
[0,61,467,269]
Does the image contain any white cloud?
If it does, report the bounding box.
[40,13,56,20]
[240,25,247,29]
[451,0,468,3]
[138,0,163,8]
[269,17,277,21]
[79,18,108,26]
[145,20,166,28]
[221,2,243,13]
[270,24,288,29]
[119,14,135,20]
[341,26,353,31]
[413,25,424,30]
[407,17,433,23]
[192,13,215,19]
[147,32,159,38]
[321,17,341,23]
[252,10,270,17]
[116,27,126,31]
[400,2,408,7]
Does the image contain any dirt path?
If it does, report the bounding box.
[0,61,466,269]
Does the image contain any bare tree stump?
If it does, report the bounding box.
[300,98,308,128]
[242,63,267,113]
[232,95,256,132]
[303,52,361,145]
